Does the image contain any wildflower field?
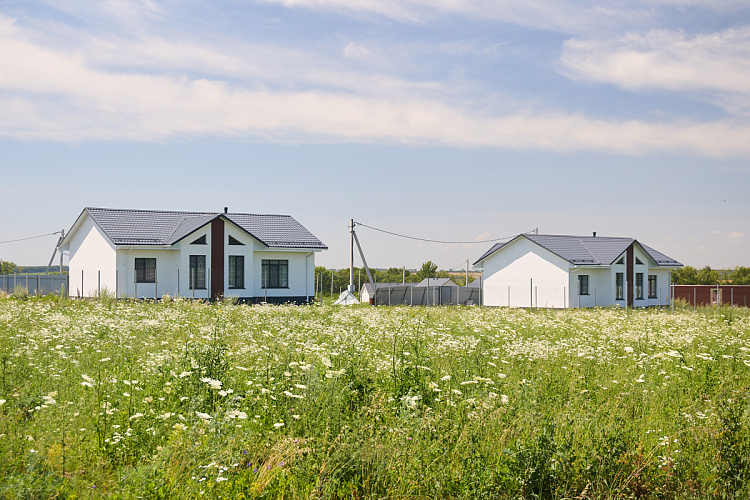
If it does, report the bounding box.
[1,297,749,499]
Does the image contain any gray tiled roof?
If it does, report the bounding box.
[474,234,681,267]
[361,282,415,294]
[81,207,327,249]
[415,278,458,287]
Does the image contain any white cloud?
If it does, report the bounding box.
[259,0,749,35]
[708,230,720,234]
[3,11,750,157]
[727,232,745,240]
[259,0,651,34]
[560,27,750,115]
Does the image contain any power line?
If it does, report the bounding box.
[0,231,62,245]
[353,221,525,245]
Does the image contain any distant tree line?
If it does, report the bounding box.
[0,261,68,275]
[672,266,750,285]
[314,261,475,297]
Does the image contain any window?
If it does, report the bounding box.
[648,275,657,299]
[616,257,625,265]
[262,259,288,289]
[228,235,244,246]
[189,255,206,289]
[635,273,644,299]
[191,235,206,245]
[228,255,244,289]
[615,272,624,300]
[635,257,644,265]
[578,275,589,295]
[135,258,156,283]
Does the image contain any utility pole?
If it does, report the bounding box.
[59,229,64,275]
[349,219,355,292]
[352,227,376,304]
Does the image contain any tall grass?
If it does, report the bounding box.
[0,297,748,498]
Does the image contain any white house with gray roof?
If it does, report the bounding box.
[473,233,682,308]
[59,207,326,302]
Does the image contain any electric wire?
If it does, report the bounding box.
[0,231,62,245]
[353,221,527,245]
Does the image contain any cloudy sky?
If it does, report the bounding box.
[1,0,748,270]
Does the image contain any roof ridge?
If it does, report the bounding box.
[87,207,295,218]
[531,233,632,240]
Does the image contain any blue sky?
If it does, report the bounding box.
[1,0,749,270]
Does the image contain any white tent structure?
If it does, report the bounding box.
[334,290,358,305]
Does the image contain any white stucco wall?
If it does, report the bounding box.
[67,215,117,297]
[569,267,611,308]
[224,225,255,299]
[481,237,570,308]
[252,250,316,300]
[174,226,212,299]
[117,248,180,299]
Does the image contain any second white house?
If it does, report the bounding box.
[473,233,682,308]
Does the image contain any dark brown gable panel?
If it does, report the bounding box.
[626,244,634,307]
[211,219,224,299]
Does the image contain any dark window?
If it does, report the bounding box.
[648,275,657,299]
[578,275,589,295]
[189,255,206,290]
[636,273,644,299]
[228,235,244,246]
[635,257,644,265]
[229,255,244,289]
[616,272,624,300]
[262,259,288,289]
[135,258,156,283]
[191,235,206,245]
[616,257,625,265]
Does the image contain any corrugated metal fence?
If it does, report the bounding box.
[0,274,68,295]
[672,284,750,308]
[373,285,481,306]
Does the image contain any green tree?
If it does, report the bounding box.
[672,266,698,285]
[416,261,438,280]
[697,266,721,285]
[376,267,410,284]
[0,260,18,275]
[729,267,750,285]
[672,265,723,285]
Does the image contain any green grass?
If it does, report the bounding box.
[0,297,749,499]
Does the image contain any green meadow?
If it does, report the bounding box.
[0,296,748,499]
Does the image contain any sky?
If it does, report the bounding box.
[1,0,749,271]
